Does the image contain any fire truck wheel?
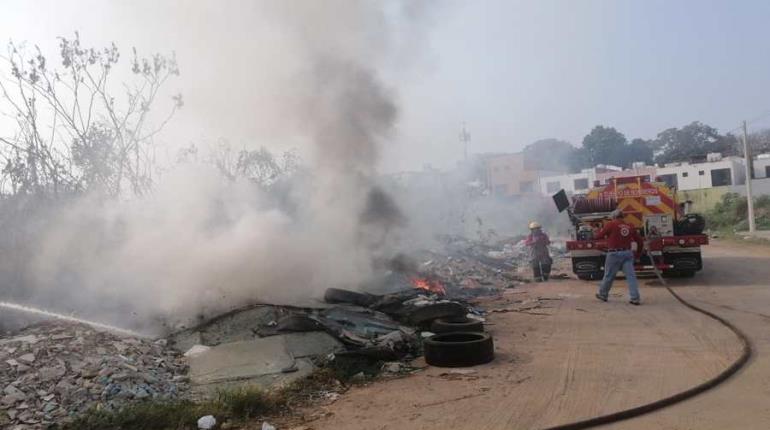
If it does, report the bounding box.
[424,332,494,367]
[430,317,484,334]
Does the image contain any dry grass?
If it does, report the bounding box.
[59,362,370,430]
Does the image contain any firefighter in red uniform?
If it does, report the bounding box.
[524,221,552,281]
[594,210,643,305]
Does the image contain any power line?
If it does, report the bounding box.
[725,109,770,135]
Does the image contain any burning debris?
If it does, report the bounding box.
[0,1,577,428]
[0,231,565,427]
[410,278,446,295]
[0,321,188,429]
[163,246,507,397]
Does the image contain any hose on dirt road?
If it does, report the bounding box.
[543,285,753,430]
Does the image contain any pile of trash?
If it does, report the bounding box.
[0,321,188,429]
[419,253,520,292]
[173,287,474,357]
[167,283,483,396]
[0,235,564,427]
[418,235,569,290]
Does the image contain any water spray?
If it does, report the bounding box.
[0,301,148,338]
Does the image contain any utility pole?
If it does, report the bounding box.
[459,123,471,162]
[743,120,756,233]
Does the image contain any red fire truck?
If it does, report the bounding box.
[553,175,709,280]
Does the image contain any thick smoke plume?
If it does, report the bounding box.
[12,1,418,333]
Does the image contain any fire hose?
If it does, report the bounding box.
[543,255,753,430]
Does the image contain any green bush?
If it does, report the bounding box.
[63,386,287,430]
[707,192,770,231]
[60,400,218,430]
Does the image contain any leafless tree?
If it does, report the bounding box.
[0,32,182,196]
[184,139,300,187]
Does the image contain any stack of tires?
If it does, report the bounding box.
[423,316,494,367]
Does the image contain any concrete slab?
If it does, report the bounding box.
[190,336,293,385]
[284,331,344,358]
[170,305,279,352]
[188,332,343,388]
[198,306,278,346]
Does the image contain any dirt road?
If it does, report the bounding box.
[304,240,770,430]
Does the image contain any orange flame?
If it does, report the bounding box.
[411,277,446,295]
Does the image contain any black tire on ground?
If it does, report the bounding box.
[405,302,466,325]
[430,317,484,334]
[323,288,377,306]
[680,270,696,278]
[424,332,495,367]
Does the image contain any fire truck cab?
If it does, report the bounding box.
[554,175,708,280]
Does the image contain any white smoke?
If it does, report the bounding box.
[18,1,426,333]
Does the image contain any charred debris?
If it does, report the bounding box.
[0,235,567,428]
[170,235,565,383]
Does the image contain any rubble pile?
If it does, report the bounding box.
[169,285,479,395]
[418,235,569,291]
[0,321,188,429]
[0,234,571,427]
[420,254,520,292]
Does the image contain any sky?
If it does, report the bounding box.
[2,0,770,172]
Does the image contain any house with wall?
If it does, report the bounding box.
[537,153,751,213]
[539,154,746,195]
[752,154,770,179]
[596,163,657,185]
[655,154,746,191]
[538,165,627,196]
[484,152,561,197]
[539,170,594,195]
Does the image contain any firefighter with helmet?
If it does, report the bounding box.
[524,221,552,281]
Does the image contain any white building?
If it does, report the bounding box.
[538,153,747,196]
[655,154,746,191]
[539,169,596,195]
[753,154,770,179]
[538,165,625,195]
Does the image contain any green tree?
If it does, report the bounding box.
[581,126,628,167]
[748,128,770,155]
[626,138,654,165]
[653,122,736,164]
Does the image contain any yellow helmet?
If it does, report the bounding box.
[529,221,541,230]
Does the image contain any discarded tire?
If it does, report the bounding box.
[323,288,377,307]
[404,302,466,326]
[430,317,484,334]
[424,332,494,367]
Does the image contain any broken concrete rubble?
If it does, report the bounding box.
[0,233,556,427]
[0,321,188,429]
[422,234,569,288]
[169,285,475,396]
